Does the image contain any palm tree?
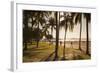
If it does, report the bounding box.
[60,13,68,59]
[60,12,75,59]
[30,11,51,48]
[48,17,56,37]
[75,13,91,55]
[75,13,83,51]
[54,11,60,60]
[84,13,91,55]
[23,10,33,50]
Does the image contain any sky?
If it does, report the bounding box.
[51,14,91,41]
[26,11,91,41]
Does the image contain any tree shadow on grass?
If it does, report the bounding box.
[23,51,42,58]
[43,51,55,61]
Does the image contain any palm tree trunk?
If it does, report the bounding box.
[37,22,39,48]
[37,40,39,48]
[63,28,67,60]
[86,19,89,55]
[31,17,34,44]
[79,14,82,51]
[54,12,59,60]
[51,27,53,36]
[51,27,53,44]
[24,15,29,50]
[24,41,27,50]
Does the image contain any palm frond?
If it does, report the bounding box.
[75,13,82,24]
[84,13,91,22]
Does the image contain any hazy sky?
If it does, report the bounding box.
[51,15,91,41]
[27,11,91,41]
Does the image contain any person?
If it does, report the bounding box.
[60,41,62,46]
[71,41,73,49]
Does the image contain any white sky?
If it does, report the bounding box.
[52,16,91,41]
[27,12,91,41]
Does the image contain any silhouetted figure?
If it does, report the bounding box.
[60,41,62,46]
[71,41,73,49]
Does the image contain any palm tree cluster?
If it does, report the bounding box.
[23,10,91,60]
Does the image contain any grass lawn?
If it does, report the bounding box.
[23,41,91,63]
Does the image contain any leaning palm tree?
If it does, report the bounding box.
[60,12,75,60]
[84,13,91,55]
[60,14,68,60]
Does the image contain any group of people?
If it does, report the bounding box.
[59,41,73,49]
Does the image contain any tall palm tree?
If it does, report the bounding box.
[75,13,82,51]
[54,11,60,60]
[30,11,51,48]
[48,17,56,36]
[84,13,91,55]
[23,10,33,50]
[60,12,75,59]
[60,13,68,59]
